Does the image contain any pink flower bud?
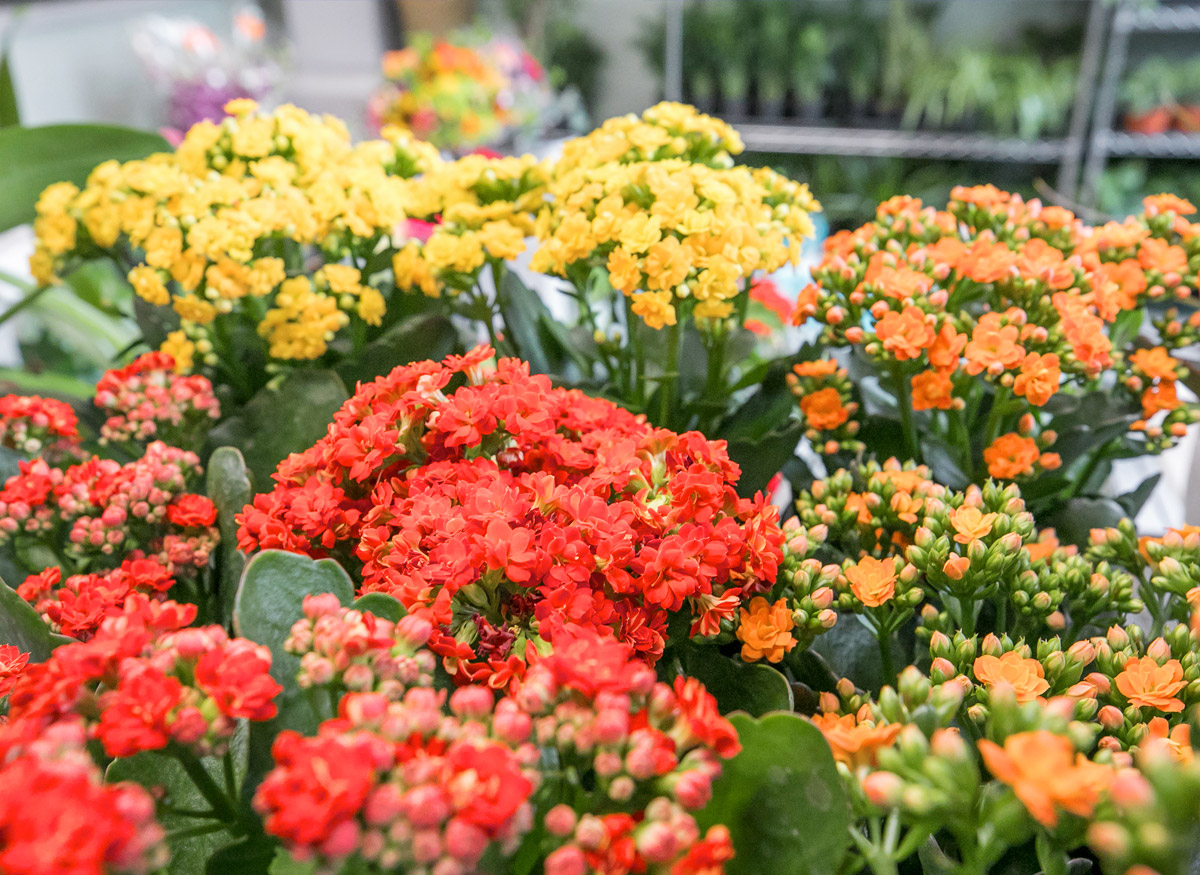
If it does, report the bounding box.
[1098,705,1125,730]
[449,686,494,719]
[862,771,904,807]
[445,817,488,864]
[544,804,577,837]
[545,845,586,875]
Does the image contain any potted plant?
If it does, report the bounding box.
[709,3,750,117]
[1173,56,1200,132]
[1122,57,1174,135]
[790,21,831,123]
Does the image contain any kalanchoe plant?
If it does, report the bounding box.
[791,187,1200,533]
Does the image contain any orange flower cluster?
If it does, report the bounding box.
[793,188,1200,488]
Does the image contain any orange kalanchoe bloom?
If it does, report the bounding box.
[927,324,967,373]
[1142,717,1192,763]
[793,359,840,379]
[964,314,1024,376]
[983,433,1041,480]
[800,387,850,431]
[875,306,935,361]
[972,652,1050,703]
[1141,380,1181,418]
[1129,347,1181,381]
[1013,352,1061,407]
[978,731,1113,827]
[949,505,998,544]
[1137,237,1188,275]
[958,237,1018,284]
[811,712,903,770]
[911,370,953,411]
[845,556,898,607]
[736,596,797,663]
[1115,655,1187,713]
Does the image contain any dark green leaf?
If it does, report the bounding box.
[209,371,348,491]
[1117,473,1162,519]
[0,367,94,399]
[725,420,804,499]
[133,293,180,352]
[0,124,168,231]
[205,833,278,875]
[920,437,970,490]
[333,313,459,388]
[697,712,849,875]
[206,447,253,628]
[106,725,248,875]
[498,270,561,376]
[0,53,19,129]
[683,646,793,716]
[811,617,884,694]
[63,259,132,317]
[268,849,316,875]
[353,592,406,622]
[1042,498,1128,549]
[0,579,58,661]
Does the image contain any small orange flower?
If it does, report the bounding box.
[1013,352,1061,407]
[1092,220,1149,251]
[1142,717,1192,763]
[978,731,1113,827]
[911,370,953,411]
[1144,193,1196,217]
[922,237,966,271]
[875,306,935,361]
[792,283,819,324]
[983,433,1040,480]
[964,313,1024,375]
[793,358,840,378]
[845,557,898,607]
[1142,381,1180,418]
[1137,237,1188,275]
[1015,238,1075,290]
[1024,530,1063,563]
[958,238,1018,284]
[949,505,998,544]
[972,652,1049,703]
[736,597,797,663]
[1130,347,1180,381]
[927,323,967,373]
[845,492,873,524]
[810,713,902,769]
[800,387,850,431]
[951,184,1010,209]
[865,260,934,302]
[1115,655,1186,713]
[870,466,930,495]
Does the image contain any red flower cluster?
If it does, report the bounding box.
[0,644,28,701]
[0,394,80,462]
[238,346,783,687]
[18,557,174,640]
[0,440,215,573]
[94,353,220,450]
[0,719,166,875]
[6,593,280,759]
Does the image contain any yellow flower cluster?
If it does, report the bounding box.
[392,153,547,296]
[31,101,440,367]
[553,101,745,175]
[531,159,818,328]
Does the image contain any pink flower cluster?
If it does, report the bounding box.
[259,597,740,875]
[94,353,220,449]
[0,394,80,462]
[0,719,167,875]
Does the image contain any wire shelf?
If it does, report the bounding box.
[1119,4,1200,33]
[736,124,1069,162]
[1101,131,1200,158]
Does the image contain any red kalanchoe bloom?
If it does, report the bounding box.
[166,494,218,528]
[238,346,784,687]
[193,639,282,721]
[0,645,29,698]
[0,393,81,462]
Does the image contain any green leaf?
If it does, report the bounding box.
[0,124,168,231]
[697,712,849,875]
[1116,473,1162,519]
[206,447,253,628]
[0,53,18,129]
[106,726,248,875]
[333,313,459,388]
[0,366,94,400]
[232,550,354,812]
[205,833,279,875]
[682,647,793,716]
[353,592,406,622]
[1042,498,1128,549]
[0,579,58,661]
[63,259,133,317]
[268,849,316,875]
[499,270,562,376]
[724,420,804,499]
[208,370,348,491]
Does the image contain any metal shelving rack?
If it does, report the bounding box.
[1080,3,1200,204]
[660,0,1111,200]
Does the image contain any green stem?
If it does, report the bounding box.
[0,277,49,328]
[659,319,681,428]
[877,627,897,690]
[1065,437,1119,501]
[167,743,240,826]
[891,365,920,463]
[165,822,228,842]
[978,386,1011,479]
[222,749,237,799]
[702,330,728,433]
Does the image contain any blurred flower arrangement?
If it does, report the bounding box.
[131,5,283,135]
[367,30,573,155]
[9,99,1200,875]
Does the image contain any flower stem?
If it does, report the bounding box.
[891,365,920,463]
[659,320,681,428]
[877,627,897,690]
[978,386,1011,479]
[167,743,240,827]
